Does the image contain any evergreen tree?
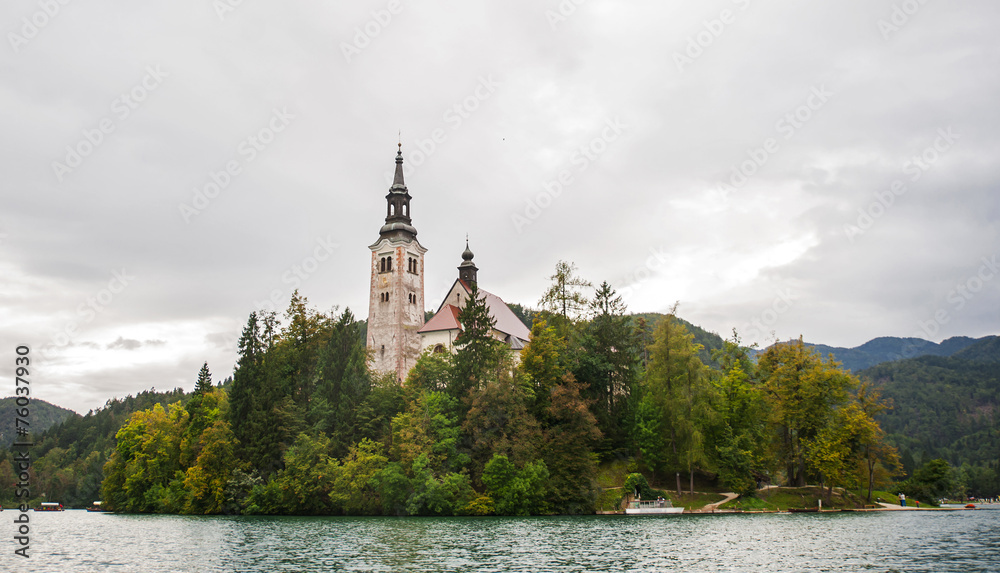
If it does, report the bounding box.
[640,311,712,493]
[575,281,642,455]
[538,260,592,335]
[451,282,506,398]
[194,362,213,395]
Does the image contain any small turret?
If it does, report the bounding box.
[458,238,478,286]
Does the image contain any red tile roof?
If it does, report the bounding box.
[417,304,461,333]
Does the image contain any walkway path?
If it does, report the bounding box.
[699,492,739,512]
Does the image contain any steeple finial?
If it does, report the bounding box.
[392,143,406,188]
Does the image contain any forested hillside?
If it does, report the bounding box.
[0,388,189,507]
[0,397,74,448]
[806,336,984,373]
[861,336,1000,497]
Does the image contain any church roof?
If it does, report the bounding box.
[418,304,462,333]
[468,281,532,342]
[420,279,531,344]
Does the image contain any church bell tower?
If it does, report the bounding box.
[367,145,427,382]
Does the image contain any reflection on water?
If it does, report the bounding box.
[16,508,1000,572]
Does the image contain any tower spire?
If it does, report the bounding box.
[458,237,478,286]
[379,144,416,240]
[392,142,406,189]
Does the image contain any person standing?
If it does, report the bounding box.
[899,493,906,507]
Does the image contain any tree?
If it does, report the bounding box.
[482,454,549,515]
[707,332,770,496]
[311,308,371,457]
[758,337,854,486]
[641,312,712,494]
[462,378,542,484]
[520,319,569,421]
[576,282,642,455]
[102,402,188,513]
[451,282,506,397]
[538,260,592,334]
[194,362,213,395]
[542,376,602,513]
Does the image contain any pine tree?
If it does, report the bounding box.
[195,362,213,395]
[451,282,505,397]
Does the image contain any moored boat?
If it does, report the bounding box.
[625,498,684,515]
[34,502,65,511]
[87,501,105,512]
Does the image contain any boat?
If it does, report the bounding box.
[87,501,105,512]
[625,498,684,515]
[34,502,65,512]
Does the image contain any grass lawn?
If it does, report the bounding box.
[720,487,867,511]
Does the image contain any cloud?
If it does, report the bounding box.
[106,337,143,351]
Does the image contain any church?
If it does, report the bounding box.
[366,145,531,382]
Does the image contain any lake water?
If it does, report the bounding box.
[10,506,999,572]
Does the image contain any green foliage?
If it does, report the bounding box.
[575,282,643,456]
[543,377,602,514]
[482,454,549,515]
[640,312,714,492]
[706,334,769,496]
[861,340,1000,497]
[521,319,569,420]
[759,337,855,486]
[538,260,592,333]
[451,282,507,397]
[462,378,541,485]
[898,458,954,505]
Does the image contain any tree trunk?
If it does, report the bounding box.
[676,472,681,496]
[689,468,694,494]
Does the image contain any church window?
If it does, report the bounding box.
[390,203,396,216]
[386,257,392,272]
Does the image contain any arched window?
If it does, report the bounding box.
[379,257,385,272]
[387,257,392,271]
[390,203,396,216]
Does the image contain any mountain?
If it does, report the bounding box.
[805,336,985,373]
[860,336,1000,495]
[0,397,75,448]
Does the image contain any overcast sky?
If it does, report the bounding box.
[2,1,998,414]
